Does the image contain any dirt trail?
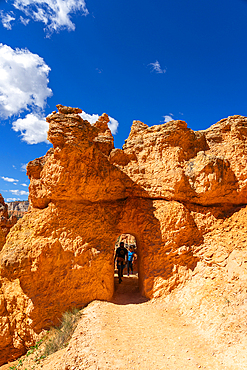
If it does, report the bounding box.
[69,274,240,370]
[2,273,246,370]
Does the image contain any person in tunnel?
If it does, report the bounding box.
[127,245,135,276]
[115,241,128,283]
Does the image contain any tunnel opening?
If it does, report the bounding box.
[115,233,138,276]
[112,233,147,304]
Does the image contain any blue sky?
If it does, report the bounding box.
[0,0,247,201]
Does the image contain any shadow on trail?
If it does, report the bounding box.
[111,273,149,305]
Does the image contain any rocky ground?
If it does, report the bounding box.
[2,273,247,370]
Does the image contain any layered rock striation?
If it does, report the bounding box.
[0,105,247,364]
[6,201,29,217]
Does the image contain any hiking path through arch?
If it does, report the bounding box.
[3,274,246,370]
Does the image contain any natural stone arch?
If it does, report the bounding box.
[114,197,163,296]
[1,106,247,365]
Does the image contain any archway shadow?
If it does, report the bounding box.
[111,272,149,305]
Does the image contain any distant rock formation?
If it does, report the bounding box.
[6,200,29,218]
[0,105,247,365]
[0,194,17,250]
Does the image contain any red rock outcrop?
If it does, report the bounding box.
[0,105,247,365]
[0,194,17,250]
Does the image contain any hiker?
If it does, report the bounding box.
[115,241,128,283]
[127,245,135,276]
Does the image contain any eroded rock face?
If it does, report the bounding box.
[0,105,247,364]
[6,201,29,219]
[0,194,17,251]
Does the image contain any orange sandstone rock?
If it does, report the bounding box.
[0,194,17,250]
[0,106,247,365]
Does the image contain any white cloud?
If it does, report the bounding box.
[21,163,27,172]
[9,189,29,196]
[79,111,119,135]
[12,112,49,144]
[0,44,52,144]
[1,0,88,35]
[6,198,20,202]
[107,117,119,135]
[21,183,28,187]
[0,43,52,119]
[163,114,174,123]
[20,15,30,25]
[0,11,16,30]
[149,60,166,74]
[80,111,100,125]
[1,176,19,183]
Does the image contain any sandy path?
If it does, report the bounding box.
[75,275,235,370]
[38,274,241,370]
[2,273,245,370]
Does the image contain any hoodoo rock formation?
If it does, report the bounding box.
[6,200,29,218]
[0,195,17,250]
[0,105,247,365]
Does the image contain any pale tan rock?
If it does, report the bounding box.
[162,204,247,347]
[204,115,247,203]
[0,106,247,365]
[6,200,29,218]
[56,104,82,115]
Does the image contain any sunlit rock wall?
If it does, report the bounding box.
[0,106,247,364]
[0,194,17,251]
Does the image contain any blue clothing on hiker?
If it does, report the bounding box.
[128,251,134,262]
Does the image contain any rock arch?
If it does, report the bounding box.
[1,106,247,364]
